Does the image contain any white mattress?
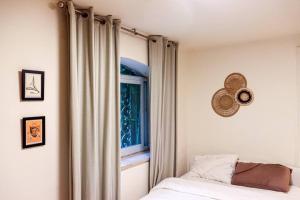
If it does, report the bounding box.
[141,172,300,200]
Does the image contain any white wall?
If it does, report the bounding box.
[0,0,68,199]
[120,32,149,200]
[297,46,300,166]
[121,162,149,200]
[120,32,148,65]
[178,36,300,169]
[176,48,188,176]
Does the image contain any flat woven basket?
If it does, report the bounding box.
[224,73,247,95]
[212,88,240,117]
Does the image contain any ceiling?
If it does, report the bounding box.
[74,0,300,50]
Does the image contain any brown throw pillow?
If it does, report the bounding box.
[231,162,292,192]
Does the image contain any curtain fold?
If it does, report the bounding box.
[68,2,121,200]
[149,36,177,188]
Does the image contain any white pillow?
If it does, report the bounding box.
[290,167,300,187]
[190,154,238,184]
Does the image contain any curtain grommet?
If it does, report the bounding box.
[100,19,106,25]
[82,12,89,18]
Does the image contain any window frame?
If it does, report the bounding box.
[120,74,149,157]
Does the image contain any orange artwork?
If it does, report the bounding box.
[23,116,45,148]
[26,119,43,145]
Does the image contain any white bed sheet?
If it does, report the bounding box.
[141,173,300,200]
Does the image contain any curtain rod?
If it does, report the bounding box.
[57,1,152,41]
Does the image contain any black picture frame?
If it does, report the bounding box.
[22,70,44,101]
[22,116,46,148]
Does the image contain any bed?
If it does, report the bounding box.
[141,167,300,200]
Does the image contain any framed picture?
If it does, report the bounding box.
[22,116,45,148]
[22,70,44,101]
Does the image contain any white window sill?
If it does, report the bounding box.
[121,151,150,171]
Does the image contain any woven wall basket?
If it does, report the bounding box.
[224,73,247,95]
[211,88,240,117]
[235,88,254,106]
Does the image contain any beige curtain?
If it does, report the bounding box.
[149,36,177,188]
[68,2,120,200]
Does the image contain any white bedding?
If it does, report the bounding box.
[141,175,300,200]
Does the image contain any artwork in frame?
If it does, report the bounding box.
[22,70,44,101]
[22,116,45,148]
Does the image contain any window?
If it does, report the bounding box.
[120,60,149,157]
